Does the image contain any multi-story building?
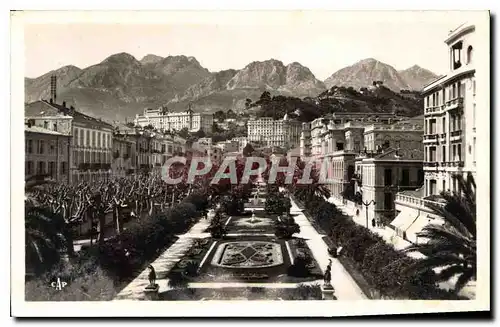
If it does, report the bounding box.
[25,123,71,183]
[299,122,311,157]
[113,125,186,175]
[247,114,302,149]
[216,140,239,153]
[302,114,424,204]
[25,98,114,184]
[111,132,136,177]
[231,137,248,153]
[422,23,477,196]
[134,105,213,133]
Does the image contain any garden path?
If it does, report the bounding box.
[290,198,367,300]
[113,217,211,301]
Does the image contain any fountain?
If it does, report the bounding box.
[251,209,257,223]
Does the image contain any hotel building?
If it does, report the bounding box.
[247,114,302,148]
[422,23,477,196]
[134,106,214,133]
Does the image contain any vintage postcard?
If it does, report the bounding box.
[11,10,490,317]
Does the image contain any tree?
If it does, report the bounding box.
[245,98,252,109]
[242,143,255,157]
[403,173,476,294]
[177,127,190,139]
[260,91,271,102]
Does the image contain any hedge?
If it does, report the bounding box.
[293,192,461,300]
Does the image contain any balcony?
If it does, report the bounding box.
[445,97,464,111]
[425,105,443,115]
[450,130,462,141]
[395,194,445,209]
[423,134,438,144]
[423,162,438,167]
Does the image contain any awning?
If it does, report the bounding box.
[390,210,416,231]
[406,214,433,244]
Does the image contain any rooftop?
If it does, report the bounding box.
[25,125,65,136]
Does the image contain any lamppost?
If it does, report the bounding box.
[361,200,376,228]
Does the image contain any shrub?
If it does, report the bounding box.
[265,192,291,215]
[298,192,461,300]
[287,252,312,277]
[168,271,189,289]
[274,215,300,239]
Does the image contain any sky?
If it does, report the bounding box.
[23,11,477,80]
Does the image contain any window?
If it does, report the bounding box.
[442,180,446,192]
[48,161,55,177]
[384,192,393,210]
[384,168,392,186]
[53,123,58,131]
[44,121,48,129]
[61,162,67,175]
[401,169,410,186]
[49,141,56,154]
[26,161,33,175]
[74,128,79,145]
[442,117,446,134]
[86,130,90,146]
[429,147,436,162]
[26,139,33,154]
[92,131,96,147]
[452,41,463,70]
[467,45,473,64]
[430,180,437,195]
[442,146,446,162]
[80,129,84,146]
[38,140,45,154]
[336,142,344,151]
[37,161,45,174]
[429,119,436,134]
[458,145,462,161]
[97,132,101,148]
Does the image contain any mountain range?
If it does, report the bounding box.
[25,53,437,121]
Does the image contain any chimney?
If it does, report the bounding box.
[50,75,57,103]
[49,98,53,104]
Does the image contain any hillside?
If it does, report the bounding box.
[324,58,437,92]
[25,54,432,121]
[248,84,424,122]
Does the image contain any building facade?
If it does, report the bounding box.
[134,106,214,133]
[247,114,302,148]
[301,114,423,202]
[25,124,71,183]
[422,23,477,197]
[25,100,114,184]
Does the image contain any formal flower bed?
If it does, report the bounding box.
[292,192,463,300]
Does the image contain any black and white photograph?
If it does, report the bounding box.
[10,9,491,317]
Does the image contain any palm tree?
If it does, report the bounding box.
[24,175,65,273]
[403,173,476,294]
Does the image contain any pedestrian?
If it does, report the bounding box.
[371,218,376,228]
[148,265,156,286]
